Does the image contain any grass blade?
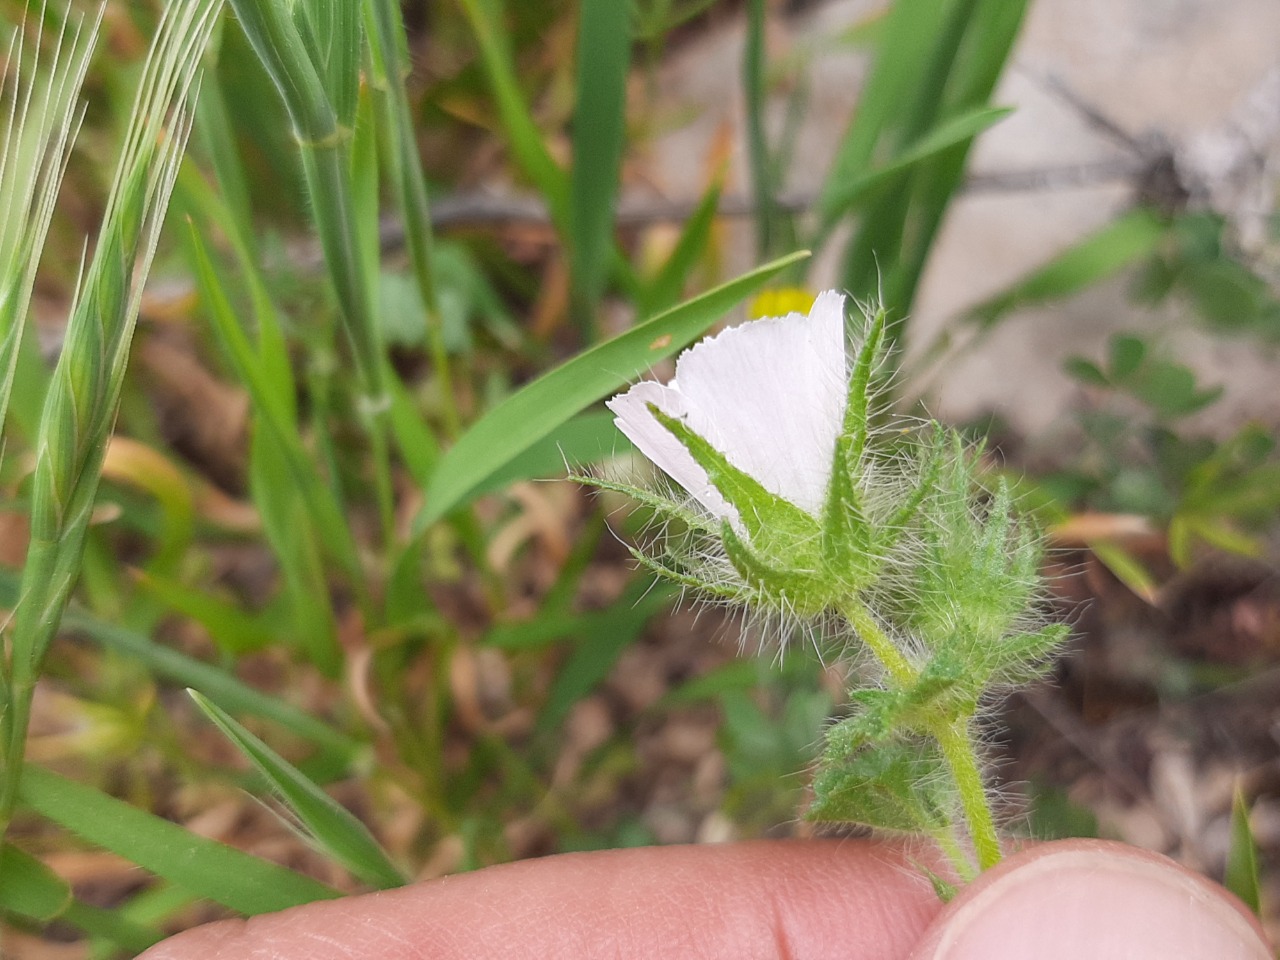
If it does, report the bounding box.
[0,842,70,922]
[1,0,222,834]
[813,0,1029,355]
[250,389,344,676]
[536,580,673,733]
[638,176,723,319]
[17,765,338,915]
[569,0,631,327]
[227,0,396,547]
[815,105,1012,235]
[78,608,361,762]
[415,249,809,530]
[0,849,158,954]
[386,363,443,485]
[743,0,778,259]
[60,899,162,955]
[473,410,631,500]
[365,0,460,435]
[855,0,1029,328]
[192,41,253,234]
[174,165,292,414]
[190,690,407,890]
[134,570,277,656]
[966,208,1168,329]
[295,0,362,130]
[0,2,99,439]
[0,567,364,763]
[1224,787,1262,917]
[185,222,362,582]
[456,0,569,227]
[818,0,951,208]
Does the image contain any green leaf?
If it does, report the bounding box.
[1174,515,1262,560]
[819,1,955,206]
[226,0,337,143]
[820,448,876,588]
[1187,463,1280,520]
[0,843,71,922]
[809,735,955,834]
[1027,781,1099,840]
[0,846,161,952]
[574,473,717,537]
[660,660,764,705]
[841,304,888,461]
[484,580,676,652]
[720,521,825,614]
[248,430,342,675]
[189,690,406,890]
[415,250,809,529]
[974,623,1069,684]
[1108,335,1147,379]
[1224,787,1262,917]
[1130,359,1222,418]
[297,0,362,129]
[825,690,911,748]
[1063,357,1108,387]
[17,765,339,915]
[1181,258,1273,333]
[386,363,443,485]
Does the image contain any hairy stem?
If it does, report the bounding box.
[932,716,1001,871]
[839,598,914,686]
[931,827,977,885]
[840,598,1002,873]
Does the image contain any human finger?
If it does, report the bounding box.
[138,839,946,960]
[910,838,1271,960]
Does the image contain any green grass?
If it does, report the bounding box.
[1,0,1269,952]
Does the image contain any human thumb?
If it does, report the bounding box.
[911,839,1270,960]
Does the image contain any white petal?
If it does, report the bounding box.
[670,290,848,515]
[606,381,737,520]
[607,291,849,520]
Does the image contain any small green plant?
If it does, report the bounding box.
[1055,332,1280,571]
[589,293,1067,876]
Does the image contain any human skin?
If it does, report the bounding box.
[138,839,1270,960]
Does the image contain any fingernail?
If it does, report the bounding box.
[916,841,1271,960]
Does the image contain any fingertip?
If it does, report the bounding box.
[911,839,1271,960]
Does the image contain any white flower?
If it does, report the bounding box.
[607,291,849,523]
